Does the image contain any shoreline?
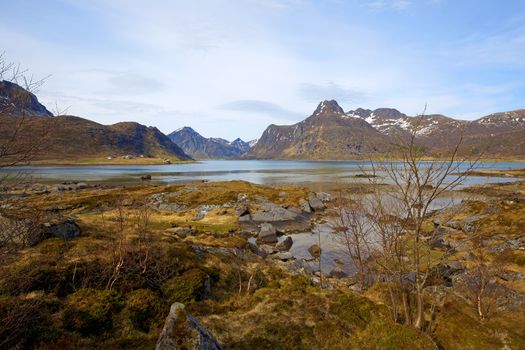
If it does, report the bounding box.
[16,157,525,166]
[15,158,198,167]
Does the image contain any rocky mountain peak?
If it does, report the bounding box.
[0,80,53,117]
[175,126,197,134]
[372,108,406,120]
[347,108,372,118]
[168,128,251,159]
[313,100,344,116]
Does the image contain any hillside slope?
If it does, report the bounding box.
[0,81,191,163]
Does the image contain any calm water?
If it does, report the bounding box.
[4,160,525,188]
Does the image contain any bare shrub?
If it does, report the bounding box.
[362,110,479,329]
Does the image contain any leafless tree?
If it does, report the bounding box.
[0,52,51,169]
[134,199,152,274]
[461,236,503,321]
[0,53,53,263]
[105,197,127,291]
[332,193,372,289]
[362,111,479,329]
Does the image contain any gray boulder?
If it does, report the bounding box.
[308,193,325,211]
[156,302,222,350]
[238,214,252,222]
[259,244,278,255]
[75,182,88,190]
[299,199,312,213]
[316,192,333,202]
[234,203,249,216]
[165,227,195,238]
[308,244,321,258]
[193,205,220,221]
[251,201,298,222]
[490,236,525,253]
[257,223,277,244]
[329,267,348,278]
[276,236,293,251]
[30,183,48,194]
[248,242,268,258]
[44,218,81,241]
[275,252,294,261]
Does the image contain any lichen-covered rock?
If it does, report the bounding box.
[308,244,321,258]
[156,302,223,350]
[329,267,348,278]
[257,223,277,244]
[274,252,294,261]
[316,192,333,202]
[308,192,325,211]
[276,236,293,251]
[299,198,312,213]
[251,201,298,222]
[164,226,195,239]
[43,218,81,241]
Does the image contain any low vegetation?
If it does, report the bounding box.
[0,177,523,349]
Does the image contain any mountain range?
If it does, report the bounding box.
[247,100,525,159]
[0,81,191,162]
[168,127,254,159]
[1,81,524,162]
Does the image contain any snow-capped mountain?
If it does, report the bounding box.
[245,100,525,159]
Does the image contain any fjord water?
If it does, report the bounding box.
[6,160,525,188]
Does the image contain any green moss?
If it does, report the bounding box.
[0,258,59,296]
[125,289,163,332]
[36,237,69,258]
[355,318,435,350]
[281,274,311,294]
[329,290,377,330]
[0,295,60,348]
[227,321,315,350]
[433,301,502,349]
[63,288,124,336]
[161,269,209,304]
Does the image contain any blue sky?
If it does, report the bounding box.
[1,0,525,140]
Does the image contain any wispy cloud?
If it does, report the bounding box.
[220,100,302,119]
[368,0,412,10]
[299,82,366,105]
[1,0,524,140]
[440,21,525,68]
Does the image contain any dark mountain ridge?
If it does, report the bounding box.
[0,82,191,162]
[0,80,52,117]
[168,127,252,159]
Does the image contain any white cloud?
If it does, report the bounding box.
[1,0,523,141]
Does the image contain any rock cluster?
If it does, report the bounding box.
[156,302,223,350]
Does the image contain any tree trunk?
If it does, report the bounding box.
[402,288,411,326]
[414,284,425,329]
